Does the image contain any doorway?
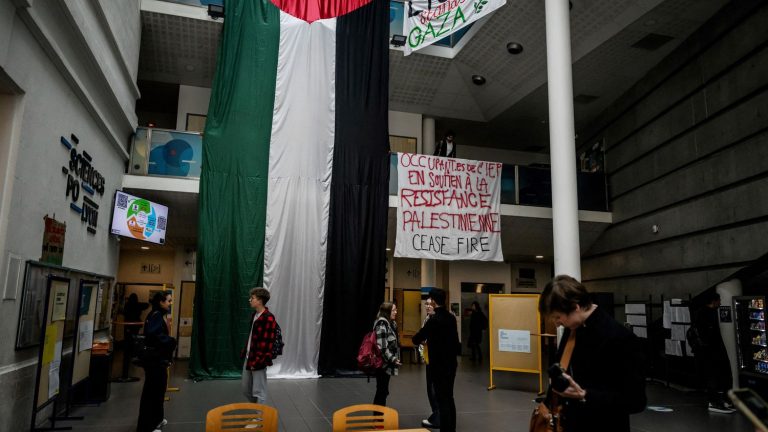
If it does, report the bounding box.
[460,282,503,361]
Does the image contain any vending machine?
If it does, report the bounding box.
[734,296,768,395]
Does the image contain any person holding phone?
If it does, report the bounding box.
[538,275,647,432]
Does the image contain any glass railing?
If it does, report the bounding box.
[389,154,609,212]
[129,127,202,179]
[128,130,608,212]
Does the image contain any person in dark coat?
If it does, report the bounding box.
[434,131,457,158]
[693,291,735,413]
[413,289,460,432]
[122,293,149,378]
[136,291,176,432]
[538,275,646,432]
[468,301,487,362]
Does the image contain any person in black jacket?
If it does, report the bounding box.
[538,275,646,432]
[136,291,176,432]
[434,131,457,158]
[693,291,735,413]
[121,293,149,379]
[468,301,487,362]
[413,289,460,432]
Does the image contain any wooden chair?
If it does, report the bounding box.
[332,404,399,431]
[205,403,278,432]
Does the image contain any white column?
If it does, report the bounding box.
[544,0,581,280]
[716,279,743,390]
[422,117,435,156]
[421,116,437,322]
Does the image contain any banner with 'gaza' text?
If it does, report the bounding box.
[395,153,504,261]
[403,0,506,56]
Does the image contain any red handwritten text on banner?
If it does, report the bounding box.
[395,153,504,261]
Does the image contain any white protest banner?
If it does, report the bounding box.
[395,153,504,261]
[403,0,506,56]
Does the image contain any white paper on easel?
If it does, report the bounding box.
[632,326,647,338]
[625,304,645,314]
[626,314,646,326]
[48,361,61,398]
[498,329,531,353]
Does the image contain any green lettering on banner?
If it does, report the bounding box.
[408,6,469,49]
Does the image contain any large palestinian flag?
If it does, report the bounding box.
[191,0,389,379]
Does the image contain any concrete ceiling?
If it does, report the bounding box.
[137,0,729,151]
[131,0,729,257]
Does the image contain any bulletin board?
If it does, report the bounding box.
[72,280,99,386]
[34,276,70,410]
[16,261,115,349]
[487,294,543,393]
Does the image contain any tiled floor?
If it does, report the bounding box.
[63,359,754,431]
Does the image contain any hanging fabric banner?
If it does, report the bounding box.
[192,0,389,380]
[395,153,504,261]
[403,0,506,56]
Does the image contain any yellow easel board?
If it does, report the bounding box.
[488,294,542,392]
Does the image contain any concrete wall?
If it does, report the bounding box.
[580,1,768,302]
[176,84,211,131]
[0,1,139,429]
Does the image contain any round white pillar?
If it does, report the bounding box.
[544,0,581,280]
[717,279,743,390]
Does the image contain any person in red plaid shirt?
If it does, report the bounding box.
[241,287,277,404]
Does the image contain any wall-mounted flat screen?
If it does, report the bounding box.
[110,191,168,244]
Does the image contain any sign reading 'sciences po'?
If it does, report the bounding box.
[395,153,503,261]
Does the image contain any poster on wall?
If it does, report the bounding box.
[394,153,504,261]
[110,191,169,245]
[41,216,66,266]
[51,281,68,322]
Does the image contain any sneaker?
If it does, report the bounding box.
[708,402,735,414]
[156,419,167,429]
[421,419,438,429]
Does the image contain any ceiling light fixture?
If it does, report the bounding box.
[141,246,150,250]
[506,42,523,54]
[386,248,392,251]
[471,75,486,85]
[535,255,544,259]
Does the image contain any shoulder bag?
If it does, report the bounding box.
[529,330,576,432]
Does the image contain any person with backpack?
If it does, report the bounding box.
[241,287,278,404]
[692,291,735,414]
[136,291,176,432]
[373,302,401,406]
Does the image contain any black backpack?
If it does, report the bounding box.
[271,321,284,359]
[686,325,706,353]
